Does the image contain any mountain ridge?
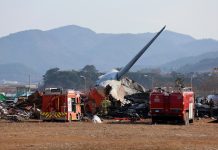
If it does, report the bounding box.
[0,25,218,82]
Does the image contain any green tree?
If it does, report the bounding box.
[43,68,60,85]
[81,65,98,73]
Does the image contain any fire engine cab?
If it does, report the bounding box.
[150,88,194,125]
[40,88,82,121]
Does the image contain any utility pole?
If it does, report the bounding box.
[28,74,31,92]
[80,76,86,91]
[191,74,197,90]
[144,75,153,89]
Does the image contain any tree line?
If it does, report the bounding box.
[42,65,218,96]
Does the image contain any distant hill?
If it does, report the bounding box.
[161,51,218,72]
[177,57,218,73]
[0,25,218,82]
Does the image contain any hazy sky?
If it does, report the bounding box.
[0,0,218,40]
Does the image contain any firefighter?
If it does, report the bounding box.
[101,98,111,115]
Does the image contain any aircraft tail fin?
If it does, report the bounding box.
[117,26,166,80]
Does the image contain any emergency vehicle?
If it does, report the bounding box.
[40,88,82,121]
[150,87,194,125]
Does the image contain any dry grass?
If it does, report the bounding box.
[0,119,217,150]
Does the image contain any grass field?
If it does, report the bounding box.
[0,118,217,150]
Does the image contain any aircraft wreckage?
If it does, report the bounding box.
[85,26,166,118]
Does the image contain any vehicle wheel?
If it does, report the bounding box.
[189,110,194,123]
[183,112,189,125]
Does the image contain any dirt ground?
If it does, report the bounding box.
[0,118,217,150]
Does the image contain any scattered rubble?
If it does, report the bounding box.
[0,91,42,121]
[195,95,218,119]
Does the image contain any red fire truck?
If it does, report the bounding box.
[40,88,82,121]
[150,88,194,125]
